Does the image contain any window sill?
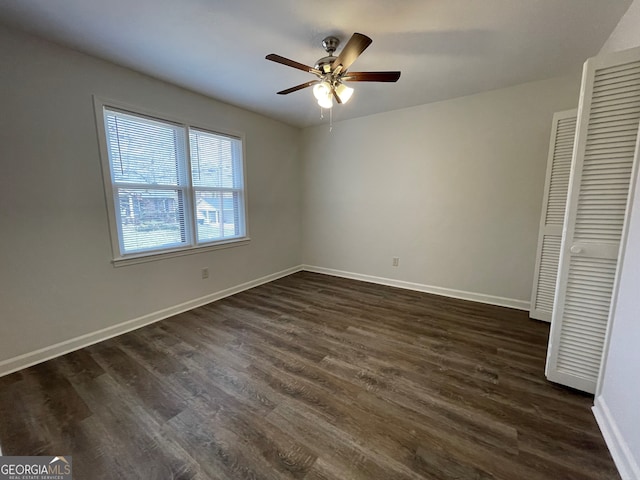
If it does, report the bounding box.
[112,237,250,267]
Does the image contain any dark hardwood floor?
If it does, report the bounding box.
[0,272,619,479]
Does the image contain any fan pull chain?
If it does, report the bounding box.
[318,107,333,131]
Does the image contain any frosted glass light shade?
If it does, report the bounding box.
[336,83,354,103]
[317,94,333,109]
[313,81,331,101]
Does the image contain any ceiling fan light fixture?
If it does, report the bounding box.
[317,94,333,109]
[336,83,354,104]
[313,81,331,101]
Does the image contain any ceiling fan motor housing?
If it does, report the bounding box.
[315,55,336,74]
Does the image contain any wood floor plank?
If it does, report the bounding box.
[89,343,187,423]
[0,271,620,479]
[72,374,201,479]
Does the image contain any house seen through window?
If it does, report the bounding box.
[100,105,247,260]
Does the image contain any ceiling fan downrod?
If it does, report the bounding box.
[315,36,340,75]
[322,36,340,55]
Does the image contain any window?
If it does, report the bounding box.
[97,102,247,263]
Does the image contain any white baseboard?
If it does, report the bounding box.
[302,265,530,311]
[0,265,303,378]
[593,396,640,480]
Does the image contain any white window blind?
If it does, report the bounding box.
[99,105,247,261]
[189,129,245,243]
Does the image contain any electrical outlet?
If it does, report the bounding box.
[392,257,400,267]
[201,268,209,279]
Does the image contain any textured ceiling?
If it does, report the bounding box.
[0,0,632,127]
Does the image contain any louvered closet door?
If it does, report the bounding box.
[530,110,577,322]
[546,46,640,394]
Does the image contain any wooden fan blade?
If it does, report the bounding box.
[331,33,372,72]
[266,54,322,75]
[332,86,342,105]
[277,81,319,95]
[343,71,401,82]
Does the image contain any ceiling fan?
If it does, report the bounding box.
[266,33,401,109]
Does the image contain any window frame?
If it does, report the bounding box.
[93,96,250,266]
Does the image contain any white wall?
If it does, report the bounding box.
[594,1,640,478]
[595,165,640,479]
[0,25,302,370]
[599,0,640,55]
[301,74,580,306]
